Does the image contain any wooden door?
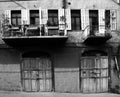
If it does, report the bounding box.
[80,56,108,93]
[21,57,52,92]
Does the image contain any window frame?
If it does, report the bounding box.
[71,9,81,31]
[30,10,39,26]
[11,10,21,26]
[48,10,58,27]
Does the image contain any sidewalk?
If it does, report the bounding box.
[0,91,119,97]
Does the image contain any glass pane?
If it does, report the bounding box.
[18,18,21,25]
[35,18,39,25]
[11,18,17,25]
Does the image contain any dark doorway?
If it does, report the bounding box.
[89,10,99,35]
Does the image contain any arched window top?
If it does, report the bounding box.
[82,50,107,56]
[22,51,50,58]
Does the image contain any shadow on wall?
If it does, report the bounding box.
[110,85,120,94]
[0,49,20,64]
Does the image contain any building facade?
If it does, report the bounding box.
[0,0,120,93]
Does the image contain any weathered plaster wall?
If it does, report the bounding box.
[110,57,120,93]
[0,49,21,91]
[53,47,79,93]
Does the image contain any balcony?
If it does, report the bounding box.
[82,25,112,45]
[1,25,68,47]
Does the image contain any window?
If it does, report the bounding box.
[30,10,39,26]
[11,10,21,26]
[105,10,110,29]
[71,10,81,30]
[89,10,98,35]
[48,10,58,26]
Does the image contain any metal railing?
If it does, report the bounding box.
[1,24,66,38]
[82,25,111,39]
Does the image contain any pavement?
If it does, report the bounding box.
[0,91,119,97]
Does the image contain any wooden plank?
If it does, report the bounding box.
[24,80,31,91]
[22,57,52,92]
[31,80,37,91]
[39,80,44,91]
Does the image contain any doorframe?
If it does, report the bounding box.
[79,48,111,93]
[20,51,55,92]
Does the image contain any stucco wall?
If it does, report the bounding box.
[54,47,79,93]
[0,49,21,91]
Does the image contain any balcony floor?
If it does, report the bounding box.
[2,36,68,47]
[84,35,111,45]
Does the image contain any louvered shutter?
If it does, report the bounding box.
[81,9,89,30]
[5,10,11,25]
[21,9,29,25]
[110,10,117,30]
[99,9,105,34]
[58,9,65,30]
[42,9,48,25]
[66,9,71,30]
[39,7,42,26]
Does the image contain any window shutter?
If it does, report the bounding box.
[66,9,71,30]
[5,10,11,25]
[110,10,117,30]
[99,9,105,34]
[117,0,120,3]
[41,9,48,25]
[81,9,89,30]
[58,9,65,30]
[21,9,29,25]
[39,7,42,26]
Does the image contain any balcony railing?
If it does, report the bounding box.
[82,25,112,44]
[1,24,68,47]
[1,24,67,38]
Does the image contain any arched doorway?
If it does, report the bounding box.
[21,51,53,92]
[80,50,109,93]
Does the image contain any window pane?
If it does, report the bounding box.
[48,10,58,26]
[11,10,21,26]
[71,10,81,30]
[105,10,110,29]
[76,18,80,30]
[18,18,21,25]
[30,10,39,25]
[11,18,16,26]
[35,18,39,25]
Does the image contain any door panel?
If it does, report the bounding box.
[80,56,108,93]
[21,57,52,92]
